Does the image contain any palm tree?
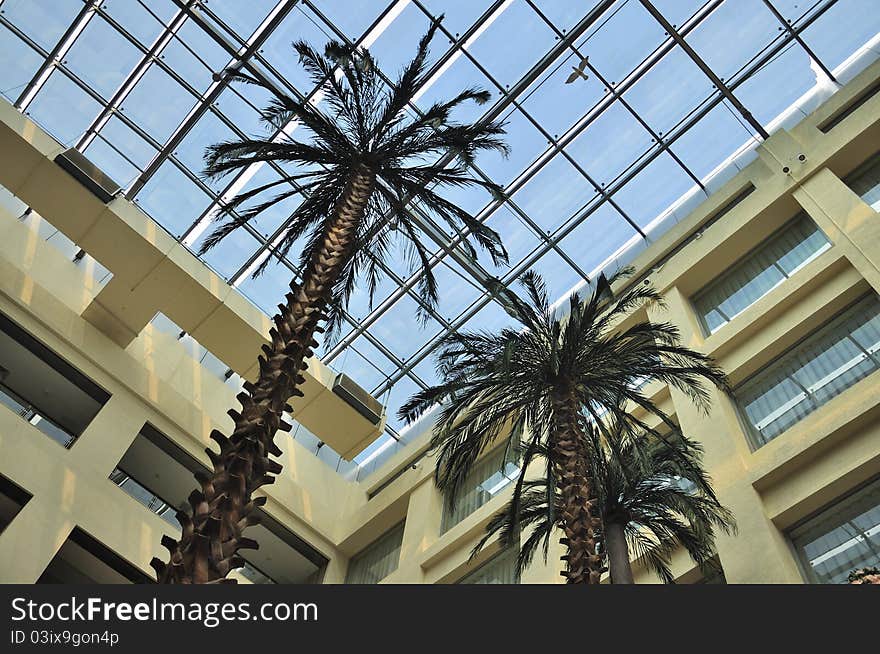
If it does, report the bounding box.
[475,417,735,584]
[151,20,510,584]
[399,271,728,584]
[848,567,880,584]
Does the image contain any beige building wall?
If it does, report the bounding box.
[0,55,879,585]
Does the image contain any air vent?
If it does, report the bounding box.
[332,373,383,425]
[53,148,120,203]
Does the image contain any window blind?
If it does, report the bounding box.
[693,213,830,334]
[344,521,405,584]
[790,477,880,584]
[734,294,880,448]
[441,444,520,534]
[459,548,519,584]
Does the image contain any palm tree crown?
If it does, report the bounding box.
[478,418,735,583]
[400,271,728,583]
[202,18,508,333]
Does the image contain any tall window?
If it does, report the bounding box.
[442,444,520,533]
[459,548,519,584]
[846,152,880,211]
[790,477,880,584]
[734,294,880,448]
[344,522,405,584]
[692,213,831,334]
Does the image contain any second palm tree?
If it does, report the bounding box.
[400,271,728,584]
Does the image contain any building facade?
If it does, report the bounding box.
[0,53,879,586]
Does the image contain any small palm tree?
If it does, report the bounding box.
[151,20,510,584]
[400,271,728,584]
[476,417,735,584]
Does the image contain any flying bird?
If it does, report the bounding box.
[565,56,589,84]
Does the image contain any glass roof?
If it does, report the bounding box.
[1,0,878,477]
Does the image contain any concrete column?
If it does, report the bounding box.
[0,498,73,582]
[648,286,804,583]
[394,477,443,582]
[793,167,880,292]
[68,392,147,478]
[320,555,349,584]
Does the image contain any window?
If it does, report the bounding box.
[345,522,405,584]
[692,213,831,334]
[790,477,880,584]
[441,444,521,534]
[459,548,519,585]
[734,294,880,448]
[845,152,880,212]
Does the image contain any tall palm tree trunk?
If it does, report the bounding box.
[604,521,634,584]
[550,388,604,584]
[152,168,376,583]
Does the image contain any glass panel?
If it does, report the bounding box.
[535,0,593,34]
[734,294,880,447]
[64,15,143,100]
[215,84,275,137]
[442,442,520,533]
[172,109,238,186]
[671,99,758,183]
[2,0,83,51]
[558,203,640,278]
[370,2,441,78]
[686,0,780,83]
[380,374,424,432]
[623,45,713,135]
[484,204,542,265]
[235,254,297,315]
[256,6,334,96]
[25,72,102,146]
[206,0,277,40]
[102,0,178,47]
[612,151,695,231]
[693,213,831,333]
[578,0,665,86]
[344,521,405,584]
[467,1,557,89]
[86,116,158,186]
[118,64,195,143]
[134,160,213,237]
[791,477,880,584]
[733,40,817,128]
[161,19,231,94]
[513,153,596,233]
[567,101,655,187]
[799,0,880,72]
[369,293,443,361]
[518,46,606,142]
[428,258,482,323]
[419,0,486,39]
[332,336,397,393]
[189,226,260,281]
[477,107,549,187]
[0,27,47,102]
[310,0,381,40]
[415,52,494,126]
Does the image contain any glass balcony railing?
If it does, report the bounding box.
[109,469,181,529]
[237,561,275,585]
